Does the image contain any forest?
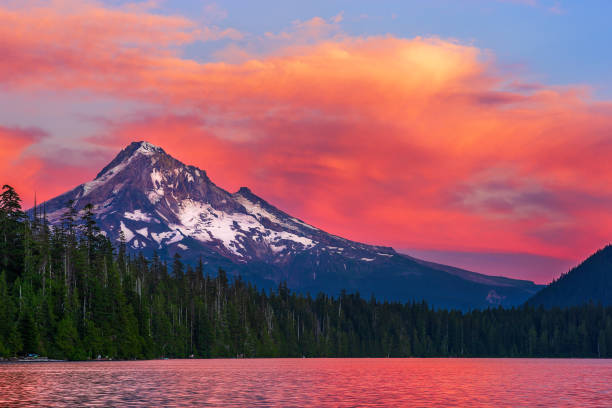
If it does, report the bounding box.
[1,184,612,360]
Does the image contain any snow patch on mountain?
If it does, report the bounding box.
[150,168,164,188]
[120,221,135,242]
[234,194,293,229]
[272,231,315,248]
[165,199,317,258]
[234,193,319,234]
[132,239,147,248]
[125,210,152,222]
[112,183,125,194]
[150,230,183,246]
[82,162,127,196]
[271,244,286,253]
[136,141,163,156]
[290,217,317,230]
[147,191,163,204]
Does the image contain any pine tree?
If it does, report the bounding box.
[0,185,25,282]
[1,184,612,359]
[18,308,38,354]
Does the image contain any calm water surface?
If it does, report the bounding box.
[0,358,611,407]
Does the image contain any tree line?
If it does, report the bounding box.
[1,184,611,360]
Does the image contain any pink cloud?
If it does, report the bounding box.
[0,126,46,202]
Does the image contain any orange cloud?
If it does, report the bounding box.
[1,1,611,275]
[0,0,240,88]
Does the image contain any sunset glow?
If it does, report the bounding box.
[2,0,611,283]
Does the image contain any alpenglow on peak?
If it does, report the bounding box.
[35,141,542,310]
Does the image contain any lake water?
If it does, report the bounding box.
[0,359,611,407]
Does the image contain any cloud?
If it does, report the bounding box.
[0,124,118,207]
[0,126,44,160]
[332,12,344,24]
[0,0,610,277]
[0,126,47,201]
[263,14,344,45]
[0,0,241,88]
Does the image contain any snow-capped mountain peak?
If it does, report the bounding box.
[43,141,392,264]
[37,141,542,309]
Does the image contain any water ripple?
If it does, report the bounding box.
[0,359,611,407]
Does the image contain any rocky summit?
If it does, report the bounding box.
[38,141,542,309]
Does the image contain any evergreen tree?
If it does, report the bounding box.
[0,185,25,282]
[18,308,39,354]
[0,183,612,360]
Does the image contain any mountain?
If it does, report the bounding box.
[528,245,612,308]
[38,141,542,309]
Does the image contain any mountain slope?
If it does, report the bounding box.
[38,141,542,309]
[528,245,612,308]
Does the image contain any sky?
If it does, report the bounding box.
[1,0,611,284]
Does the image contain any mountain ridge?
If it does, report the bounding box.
[36,141,542,309]
[528,245,612,308]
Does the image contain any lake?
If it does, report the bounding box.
[0,359,611,407]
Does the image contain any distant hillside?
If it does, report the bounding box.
[528,245,612,307]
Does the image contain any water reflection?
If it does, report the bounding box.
[0,359,610,407]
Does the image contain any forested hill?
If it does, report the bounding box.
[1,184,612,360]
[528,245,612,308]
